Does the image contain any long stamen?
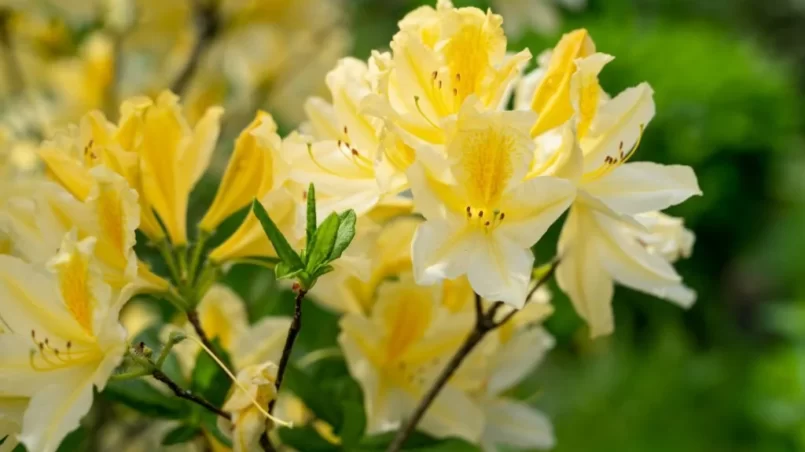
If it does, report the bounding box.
[307,143,345,177]
[183,334,293,428]
[413,96,440,130]
[582,124,647,182]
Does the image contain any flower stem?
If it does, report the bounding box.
[385,262,559,452]
[170,0,218,95]
[156,240,183,287]
[152,369,231,421]
[259,288,307,451]
[187,230,210,285]
[269,288,307,413]
[186,309,216,356]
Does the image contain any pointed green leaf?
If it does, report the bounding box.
[306,212,340,270]
[311,264,335,280]
[162,425,201,445]
[330,209,357,260]
[275,261,291,279]
[306,183,317,246]
[252,200,303,270]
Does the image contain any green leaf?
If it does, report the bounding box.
[330,209,357,260]
[275,261,302,281]
[190,339,233,406]
[103,379,190,419]
[278,425,337,451]
[252,200,303,270]
[311,264,334,280]
[283,364,343,429]
[162,425,201,445]
[337,400,366,446]
[306,212,340,270]
[306,182,317,246]
[56,427,88,451]
[0,436,7,446]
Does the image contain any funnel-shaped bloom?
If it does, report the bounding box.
[535,51,701,337]
[0,233,127,452]
[339,276,483,441]
[410,102,575,307]
[367,0,531,147]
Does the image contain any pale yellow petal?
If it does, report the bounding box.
[201,111,278,231]
[529,29,596,137]
[556,205,615,337]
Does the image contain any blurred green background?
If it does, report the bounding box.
[346,0,805,450]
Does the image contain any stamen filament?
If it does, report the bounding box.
[414,96,440,130]
[183,334,293,428]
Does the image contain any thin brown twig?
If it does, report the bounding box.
[259,288,307,451]
[152,369,231,421]
[270,288,307,412]
[385,267,558,452]
[186,309,217,357]
[170,0,218,95]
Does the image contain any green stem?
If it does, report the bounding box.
[156,240,183,287]
[156,332,187,369]
[176,245,190,285]
[161,289,188,311]
[187,230,210,285]
[111,368,152,381]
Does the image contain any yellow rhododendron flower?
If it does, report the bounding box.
[0,233,127,452]
[409,102,575,306]
[200,110,289,232]
[368,0,531,146]
[339,276,483,441]
[221,362,278,452]
[1,171,167,293]
[478,322,555,452]
[311,216,421,315]
[530,48,701,336]
[295,57,412,217]
[39,91,224,246]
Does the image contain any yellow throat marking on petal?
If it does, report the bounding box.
[381,286,433,362]
[577,74,601,139]
[96,183,126,260]
[57,251,96,335]
[442,21,491,105]
[460,126,517,208]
